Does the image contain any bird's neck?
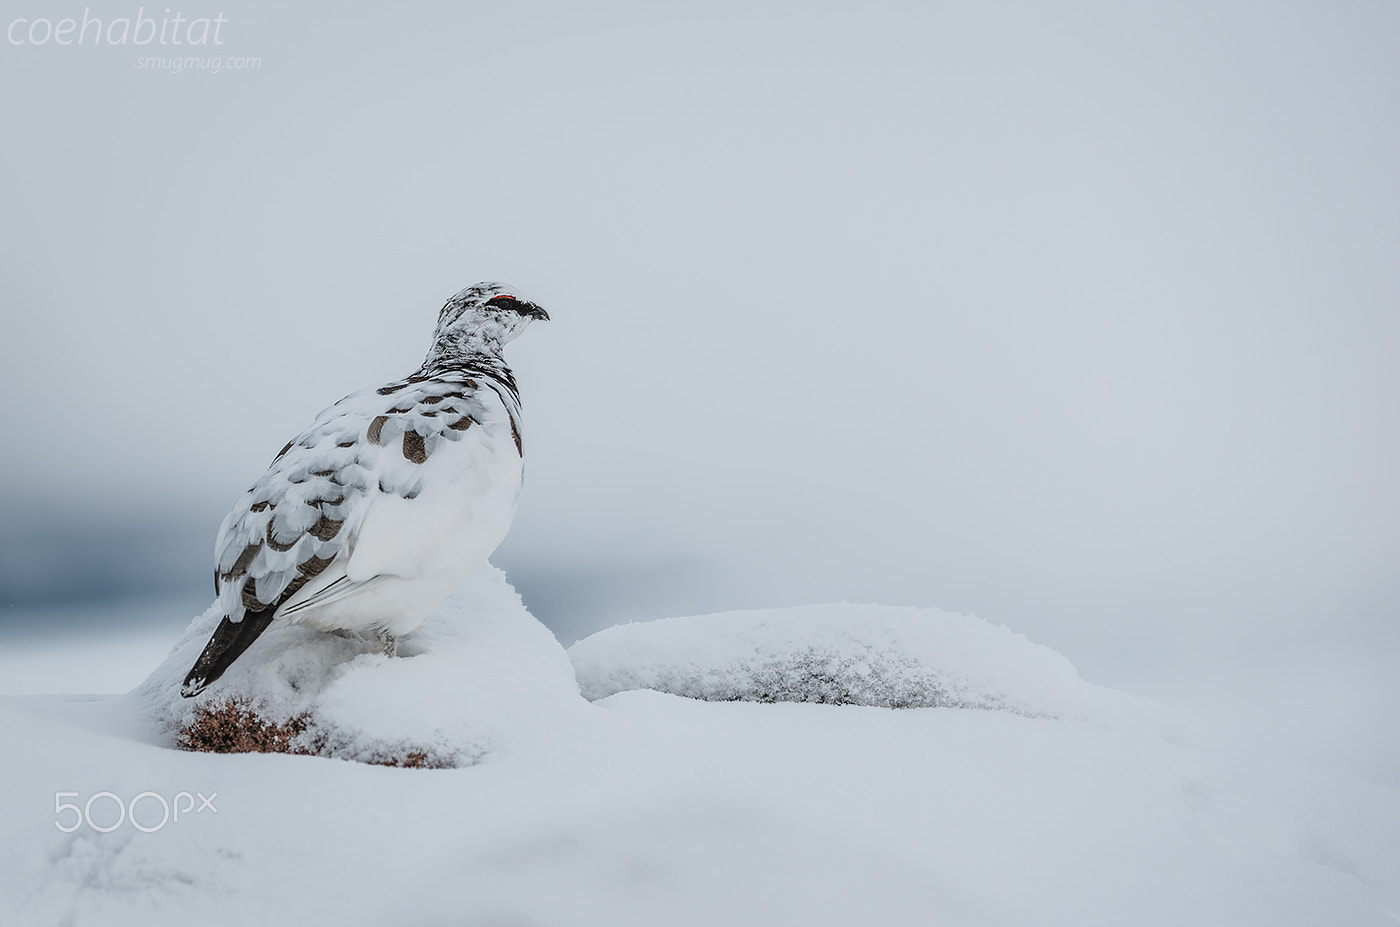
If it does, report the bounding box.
[421,329,504,370]
[417,343,519,399]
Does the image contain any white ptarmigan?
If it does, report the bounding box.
[180,283,548,697]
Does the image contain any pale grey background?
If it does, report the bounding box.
[2,1,1397,781]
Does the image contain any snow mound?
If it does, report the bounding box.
[569,604,1147,723]
[133,566,587,767]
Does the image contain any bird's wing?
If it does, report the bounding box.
[211,371,514,622]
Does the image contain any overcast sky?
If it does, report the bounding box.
[3,2,1397,776]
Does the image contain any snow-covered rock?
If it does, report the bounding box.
[133,566,588,767]
[568,603,1164,727]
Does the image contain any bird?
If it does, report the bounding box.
[180,282,549,698]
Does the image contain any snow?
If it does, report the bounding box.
[136,567,585,767]
[567,603,1172,728]
[2,572,1398,926]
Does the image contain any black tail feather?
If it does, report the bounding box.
[180,608,277,698]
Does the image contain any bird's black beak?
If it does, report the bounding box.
[520,301,549,321]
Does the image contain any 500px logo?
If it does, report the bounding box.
[55,790,217,833]
[8,7,228,46]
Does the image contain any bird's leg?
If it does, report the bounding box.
[376,630,398,657]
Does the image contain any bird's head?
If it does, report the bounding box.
[429,282,549,359]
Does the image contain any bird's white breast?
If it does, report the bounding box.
[261,378,526,636]
[348,415,523,586]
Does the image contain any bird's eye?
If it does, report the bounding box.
[485,295,518,308]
